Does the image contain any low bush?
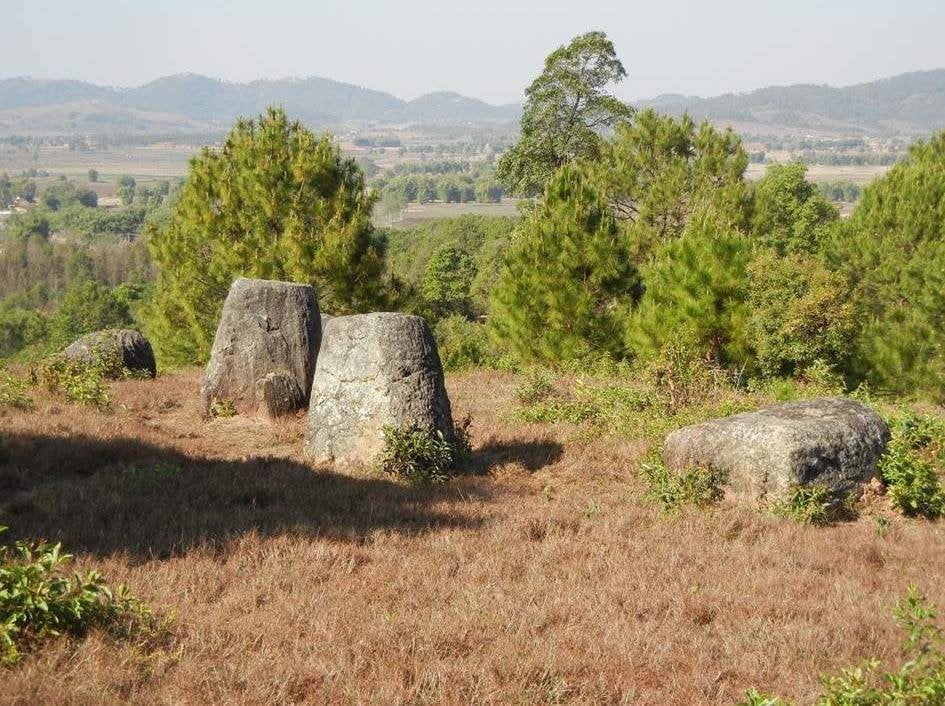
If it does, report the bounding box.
[36,355,110,409]
[774,484,834,526]
[740,586,945,705]
[639,458,728,512]
[208,399,237,418]
[434,316,503,371]
[0,368,32,410]
[0,526,162,665]
[879,414,945,519]
[378,419,473,485]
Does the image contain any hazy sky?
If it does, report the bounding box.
[4,0,945,104]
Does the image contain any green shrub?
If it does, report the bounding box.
[208,399,237,418]
[639,458,728,512]
[37,356,110,409]
[0,526,160,665]
[774,484,834,526]
[434,316,501,371]
[377,420,472,485]
[741,586,945,705]
[515,367,556,404]
[879,414,945,519]
[0,369,32,410]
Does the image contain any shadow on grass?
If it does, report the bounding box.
[0,430,504,560]
[462,436,564,475]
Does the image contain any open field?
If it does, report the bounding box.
[381,200,521,228]
[745,163,891,184]
[2,369,944,704]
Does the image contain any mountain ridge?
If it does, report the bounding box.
[1,69,944,135]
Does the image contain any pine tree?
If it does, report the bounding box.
[490,164,640,362]
[829,131,945,398]
[144,107,385,365]
[751,162,838,255]
[594,109,750,259]
[627,220,752,368]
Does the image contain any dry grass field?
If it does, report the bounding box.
[2,369,945,704]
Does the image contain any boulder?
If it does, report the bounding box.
[201,278,320,416]
[64,329,156,378]
[304,313,454,466]
[662,397,890,501]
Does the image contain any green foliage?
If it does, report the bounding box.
[830,133,945,400]
[50,279,133,348]
[596,109,750,257]
[774,484,834,526]
[433,316,502,371]
[421,246,475,318]
[516,367,556,405]
[208,399,236,418]
[746,250,856,379]
[0,368,33,410]
[377,422,469,485]
[639,458,728,512]
[116,175,136,206]
[751,163,839,254]
[384,215,517,319]
[497,31,632,196]
[491,164,640,362]
[744,587,945,705]
[146,107,385,365]
[879,414,945,519]
[627,220,751,368]
[87,168,98,183]
[38,355,111,409]
[0,526,158,665]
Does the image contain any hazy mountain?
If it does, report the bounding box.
[0,74,519,132]
[2,69,944,136]
[636,69,945,135]
[403,91,520,123]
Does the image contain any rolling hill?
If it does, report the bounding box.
[1,69,944,136]
[0,74,520,134]
[637,69,945,135]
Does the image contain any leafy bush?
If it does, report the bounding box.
[377,421,471,485]
[50,279,133,349]
[774,484,834,526]
[208,399,237,419]
[0,369,33,410]
[639,458,728,512]
[37,355,111,409]
[516,367,556,405]
[879,414,945,519]
[746,251,856,379]
[434,316,501,371]
[0,527,160,665]
[740,586,945,705]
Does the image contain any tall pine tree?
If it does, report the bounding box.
[145,107,385,365]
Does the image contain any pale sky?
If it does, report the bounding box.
[4,0,945,104]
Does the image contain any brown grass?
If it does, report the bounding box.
[1,369,944,704]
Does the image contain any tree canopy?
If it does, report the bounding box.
[497,31,632,197]
[145,106,385,365]
[490,164,640,361]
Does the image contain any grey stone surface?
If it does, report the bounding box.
[304,312,454,466]
[64,329,156,378]
[662,397,890,501]
[201,278,320,415]
[256,371,305,417]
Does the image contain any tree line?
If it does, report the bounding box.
[1,31,943,402]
